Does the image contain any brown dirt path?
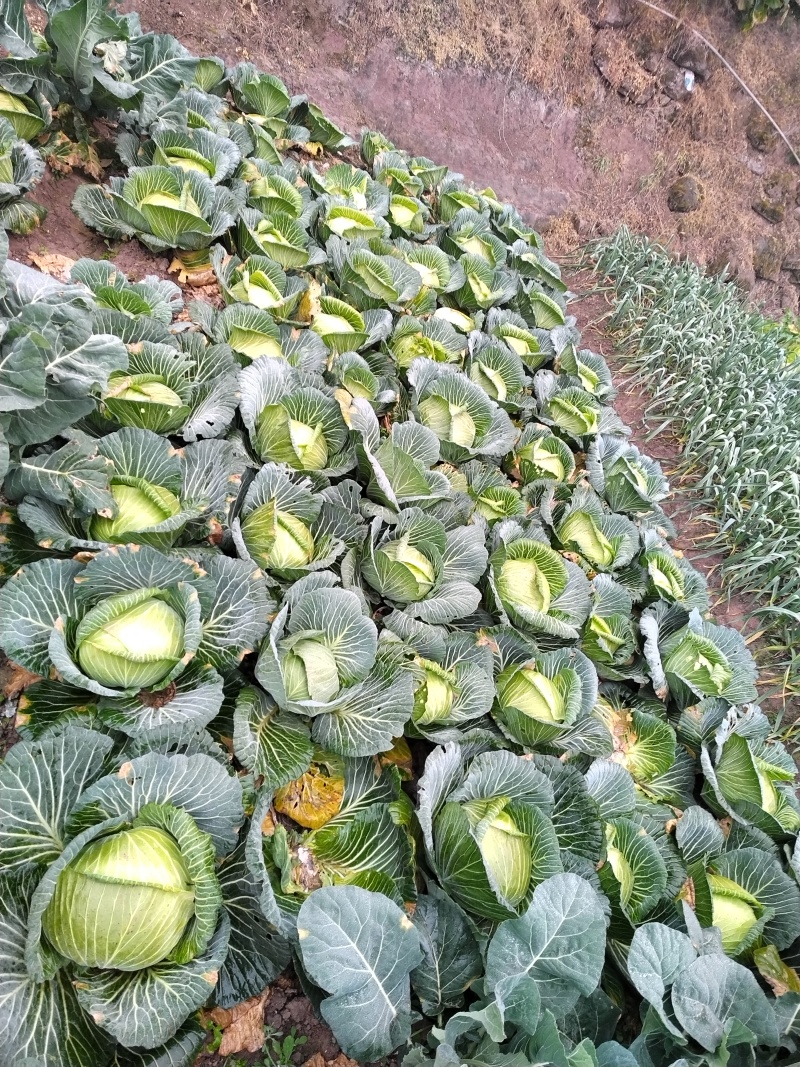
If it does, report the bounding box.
[122,0,800,309]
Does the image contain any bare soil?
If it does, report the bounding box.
[17,0,800,311]
[199,973,345,1067]
[6,1,800,1061]
[122,0,800,308]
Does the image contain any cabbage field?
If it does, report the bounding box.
[0,3,799,1067]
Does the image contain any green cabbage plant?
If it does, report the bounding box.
[642,604,759,706]
[231,462,353,579]
[387,314,466,368]
[240,160,312,221]
[235,205,320,267]
[6,428,241,554]
[95,331,240,438]
[701,706,800,837]
[492,631,599,752]
[0,88,49,140]
[227,62,294,158]
[419,747,562,920]
[72,165,242,275]
[70,257,183,324]
[488,521,591,639]
[400,629,495,741]
[328,238,424,311]
[673,797,800,958]
[487,308,548,372]
[0,115,46,233]
[360,507,487,625]
[254,572,414,755]
[580,575,640,679]
[117,126,242,183]
[211,244,307,318]
[195,296,325,371]
[466,338,528,409]
[0,543,270,735]
[408,358,517,461]
[549,486,639,573]
[0,269,129,451]
[0,726,287,1062]
[640,529,709,610]
[536,374,622,441]
[587,435,669,518]
[239,358,356,475]
[351,401,453,512]
[507,423,576,486]
[441,459,525,524]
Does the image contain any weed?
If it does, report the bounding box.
[261,1026,308,1067]
[201,1016,225,1054]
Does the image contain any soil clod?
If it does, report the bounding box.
[753,233,786,281]
[667,175,703,212]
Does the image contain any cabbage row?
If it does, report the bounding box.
[0,4,799,1067]
[589,227,800,694]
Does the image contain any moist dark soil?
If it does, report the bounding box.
[199,973,343,1067]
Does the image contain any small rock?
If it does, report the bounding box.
[592,30,656,105]
[783,250,800,273]
[667,175,703,213]
[752,198,785,224]
[752,170,794,223]
[753,234,785,282]
[660,58,694,101]
[669,34,711,80]
[707,239,756,291]
[746,156,767,176]
[587,0,635,28]
[746,107,780,153]
[764,170,795,202]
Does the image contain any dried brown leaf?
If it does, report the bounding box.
[207,990,270,1056]
[28,253,75,282]
[303,1054,359,1067]
[1,661,41,699]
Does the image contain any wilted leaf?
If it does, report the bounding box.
[207,990,269,1055]
[1,660,41,700]
[754,945,800,997]
[39,131,105,181]
[28,253,76,283]
[302,1055,358,1067]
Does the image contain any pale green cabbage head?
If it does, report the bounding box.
[42,826,195,970]
[75,590,185,689]
[90,480,181,544]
